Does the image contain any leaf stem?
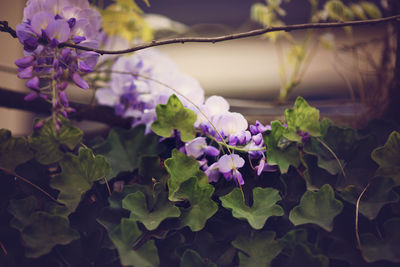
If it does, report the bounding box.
[355,183,370,257]
[315,137,346,178]
[0,240,7,255]
[0,167,63,205]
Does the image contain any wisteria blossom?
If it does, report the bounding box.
[16,0,102,129]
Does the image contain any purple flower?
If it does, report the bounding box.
[185,137,220,158]
[72,72,89,89]
[252,133,264,146]
[26,76,40,90]
[77,51,99,73]
[18,66,34,79]
[218,154,245,185]
[205,162,219,183]
[255,157,278,176]
[15,56,35,68]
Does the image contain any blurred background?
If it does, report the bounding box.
[0,0,395,134]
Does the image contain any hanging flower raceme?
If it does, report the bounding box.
[15,0,102,129]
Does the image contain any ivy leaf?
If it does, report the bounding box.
[180,249,217,267]
[0,129,33,170]
[264,121,300,173]
[286,244,329,267]
[232,231,283,267]
[283,96,321,142]
[94,125,162,179]
[339,176,399,220]
[371,131,400,185]
[173,177,218,231]
[22,211,79,258]
[122,191,180,231]
[361,218,400,263]
[289,184,343,231]
[220,187,284,229]
[151,94,197,142]
[29,118,83,165]
[8,196,38,231]
[51,148,110,215]
[302,154,338,190]
[303,126,357,175]
[165,149,209,202]
[109,218,159,267]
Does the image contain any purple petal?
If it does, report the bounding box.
[24,92,38,101]
[26,77,40,90]
[204,146,219,157]
[72,72,89,89]
[34,120,45,130]
[78,51,99,70]
[232,169,244,185]
[18,66,34,79]
[72,35,85,44]
[218,154,245,173]
[252,133,263,146]
[15,56,35,68]
[59,91,69,107]
[205,162,220,183]
[45,19,70,43]
[31,11,54,35]
[185,137,207,158]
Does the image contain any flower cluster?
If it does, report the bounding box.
[96,46,276,185]
[15,0,102,129]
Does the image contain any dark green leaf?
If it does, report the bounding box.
[220,187,284,229]
[151,94,197,142]
[0,129,33,170]
[109,218,159,267]
[264,121,300,173]
[122,191,180,231]
[339,177,399,220]
[174,177,218,231]
[94,125,162,179]
[51,148,110,215]
[360,218,400,263]
[232,231,283,267]
[29,118,83,165]
[165,149,209,202]
[180,249,217,267]
[283,96,321,141]
[371,131,400,185]
[302,154,338,190]
[289,184,343,231]
[8,196,38,231]
[286,243,329,267]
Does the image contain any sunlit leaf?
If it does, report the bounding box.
[94,125,162,179]
[173,177,217,231]
[151,94,197,142]
[165,149,208,202]
[361,218,400,263]
[264,120,300,173]
[360,1,381,19]
[0,129,33,171]
[29,118,82,165]
[51,148,110,215]
[232,231,283,267]
[283,96,321,141]
[371,131,400,185]
[122,191,180,231]
[109,218,159,266]
[220,187,284,229]
[180,249,217,267]
[289,184,343,231]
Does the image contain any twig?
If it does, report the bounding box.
[103,177,112,196]
[56,15,400,55]
[0,166,63,205]
[0,240,7,255]
[315,137,346,178]
[355,183,370,257]
[0,21,17,38]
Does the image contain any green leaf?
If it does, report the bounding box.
[303,126,357,175]
[151,94,197,142]
[283,96,321,141]
[371,131,400,185]
[264,121,300,173]
[0,129,33,170]
[180,249,217,267]
[220,187,284,229]
[232,231,283,267]
[325,0,347,21]
[286,243,329,267]
[51,148,110,215]
[173,177,218,231]
[29,118,83,165]
[339,176,399,220]
[94,125,162,179]
[21,211,79,258]
[289,184,343,231]
[302,154,338,190]
[8,196,38,231]
[109,218,159,267]
[361,218,400,263]
[360,1,381,19]
[122,191,180,231]
[165,149,209,202]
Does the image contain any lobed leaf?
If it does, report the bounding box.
[220,187,284,229]
[0,129,33,171]
[180,249,217,267]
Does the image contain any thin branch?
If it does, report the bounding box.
[355,183,370,257]
[316,137,346,178]
[0,166,63,205]
[0,240,7,255]
[0,21,17,38]
[57,15,400,55]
